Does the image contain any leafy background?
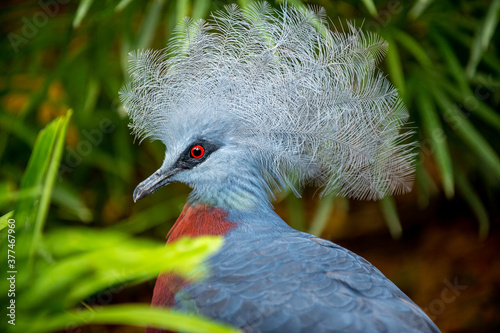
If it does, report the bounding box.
[1,0,499,332]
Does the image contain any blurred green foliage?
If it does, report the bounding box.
[0,112,235,332]
[0,0,499,331]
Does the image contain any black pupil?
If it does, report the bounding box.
[192,147,202,157]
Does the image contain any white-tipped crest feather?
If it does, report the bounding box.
[120,2,416,200]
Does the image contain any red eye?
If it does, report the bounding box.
[190,145,205,159]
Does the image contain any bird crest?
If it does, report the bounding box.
[120,1,416,201]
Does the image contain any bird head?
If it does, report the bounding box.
[131,112,269,209]
[121,2,416,210]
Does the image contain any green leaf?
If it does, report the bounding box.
[23,304,241,333]
[191,0,211,20]
[0,111,38,146]
[391,28,432,68]
[176,0,190,23]
[115,0,135,12]
[110,197,184,234]
[466,0,500,78]
[456,170,489,239]
[0,186,42,206]
[361,0,378,17]
[437,76,500,132]
[0,211,14,231]
[379,196,402,239]
[29,110,72,264]
[73,0,95,28]
[12,111,72,265]
[416,86,454,198]
[84,147,131,181]
[52,185,93,222]
[442,25,500,76]
[308,195,335,237]
[237,0,253,9]
[431,32,469,94]
[14,122,58,232]
[82,76,100,116]
[22,233,224,309]
[422,30,500,131]
[136,0,166,49]
[431,88,500,181]
[415,159,439,209]
[409,0,434,20]
[384,35,405,99]
[286,192,306,231]
[480,0,500,50]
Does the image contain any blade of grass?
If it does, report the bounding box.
[466,0,500,78]
[286,192,306,231]
[192,0,211,20]
[431,87,500,181]
[0,111,38,146]
[456,169,489,239]
[120,33,133,79]
[12,119,59,267]
[422,35,499,130]
[442,25,500,75]
[437,74,500,132]
[45,228,130,256]
[115,0,135,12]
[415,158,439,209]
[135,0,166,49]
[480,0,500,49]
[308,195,335,237]
[110,197,184,234]
[82,77,100,116]
[390,28,432,68]
[52,185,93,222]
[24,235,223,309]
[29,110,72,265]
[14,119,59,231]
[24,304,241,333]
[379,196,402,239]
[73,0,95,28]
[176,0,190,23]
[416,86,454,198]
[361,0,378,17]
[409,0,434,20]
[0,186,42,206]
[83,147,131,181]
[431,31,469,94]
[383,35,405,99]
[0,211,14,231]
[237,0,253,9]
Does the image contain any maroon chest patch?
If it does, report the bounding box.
[166,204,236,243]
[150,204,236,307]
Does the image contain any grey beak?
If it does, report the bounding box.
[133,167,182,202]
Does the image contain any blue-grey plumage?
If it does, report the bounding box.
[121,2,439,332]
[171,208,439,333]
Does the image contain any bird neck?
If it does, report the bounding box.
[187,165,272,211]
[167,204,238,243]
[167,201,290,244]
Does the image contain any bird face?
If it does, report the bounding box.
[133,120,269,209]
[133,136,225,202]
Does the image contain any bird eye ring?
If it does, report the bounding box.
[190,145,205,159]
